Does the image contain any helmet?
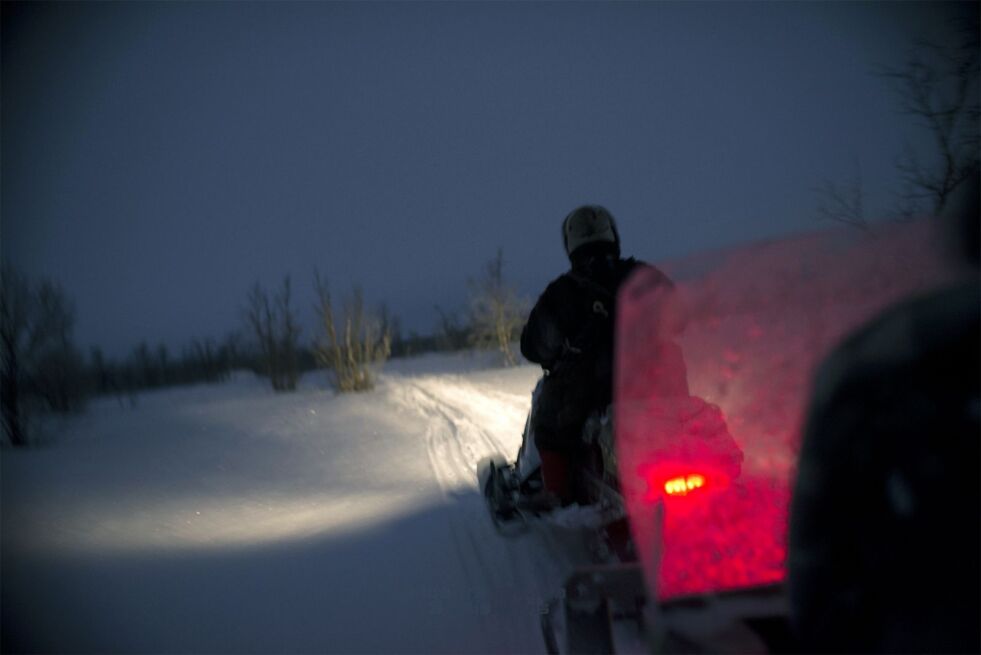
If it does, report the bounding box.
[562,205,620,258]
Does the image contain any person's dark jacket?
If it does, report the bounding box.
[521,243,671,452]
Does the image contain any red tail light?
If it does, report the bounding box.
[640,463,725,501]
[663,473,706,496]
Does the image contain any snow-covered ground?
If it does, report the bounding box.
[2,352,588,653]
[7,222,953,653]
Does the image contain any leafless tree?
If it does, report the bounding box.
[1,267,85,446]
[243,276,300,391]
[378,303,402,354]
[133,341,157,388]
[313,272,391,392]
[814,174,868,230]
[218,331,244,376]
[275,277,300,390]
[468,248,527,366]
[434,305,469,352]
[882,24,979,216]
[245,282,275,384]
[2,268,31,445]
[189,338,221,383]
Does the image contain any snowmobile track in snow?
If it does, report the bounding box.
[393,376,515,497]
[387,373,583,653]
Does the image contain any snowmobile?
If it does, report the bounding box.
[479,376,653,654]
[520,218,950,654]
[480,374,759,654]
[478,378,633,561]
[488,215,957,654]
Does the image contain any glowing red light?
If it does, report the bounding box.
[640,463,730,502]
[663,473,706,496]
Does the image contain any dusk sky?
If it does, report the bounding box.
[2,1,973,358]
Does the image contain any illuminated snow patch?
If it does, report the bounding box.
[19,491,435,555]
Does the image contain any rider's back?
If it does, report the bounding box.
[519,206,672,502]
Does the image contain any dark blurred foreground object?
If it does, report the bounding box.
[789,175,980,653]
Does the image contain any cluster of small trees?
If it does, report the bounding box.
[0,265,291,446]
[243,253,526,395]
[395,250,528,364]
[88,333,269,397]
[239,272,394,394]
[1,250,527,445]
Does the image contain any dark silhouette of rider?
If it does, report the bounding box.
[521,205,672,504]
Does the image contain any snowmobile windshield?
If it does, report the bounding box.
[614,218,956,602]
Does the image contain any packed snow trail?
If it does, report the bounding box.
[2,354,590,653]
[386,369,597,652]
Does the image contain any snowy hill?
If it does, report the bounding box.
[2,353,582,653]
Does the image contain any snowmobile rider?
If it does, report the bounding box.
[520,205,673,505]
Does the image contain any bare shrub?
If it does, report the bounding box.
[814,165,868,230]
[244,276,300,391]
[1,267,86,446]
[313,272,391,392]
[468,248,527,366]
[434,305,470,352]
